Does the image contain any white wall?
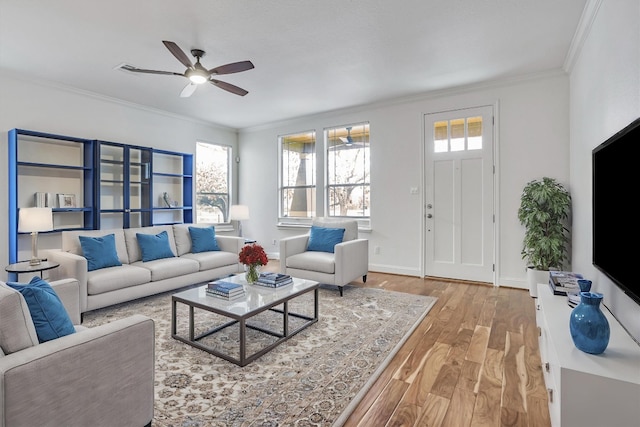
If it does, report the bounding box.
[238,72,571,289]
[0,60,575,294]
[569,0,640,342]
[0,72,238,278]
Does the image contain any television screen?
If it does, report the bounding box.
[592,117,640,305]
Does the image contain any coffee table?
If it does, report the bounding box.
[171,275,319,366]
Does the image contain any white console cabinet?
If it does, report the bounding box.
[535,283,640,427]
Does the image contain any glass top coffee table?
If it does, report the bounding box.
[171,275,319,366]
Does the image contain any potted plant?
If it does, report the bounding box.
[517,177,572,297]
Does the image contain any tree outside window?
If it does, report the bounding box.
[196,142,231,223]
[326,123,370,218]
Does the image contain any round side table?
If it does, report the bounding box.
[5,260,60,279]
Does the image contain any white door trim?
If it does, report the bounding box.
[421,102,499,286]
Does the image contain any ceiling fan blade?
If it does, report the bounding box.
[209,60,255,75]
[180,83,198,98]
[162,40,193,69]
[120,64,183,76]
[210,79,249,96]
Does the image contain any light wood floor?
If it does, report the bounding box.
[264,261,551,427]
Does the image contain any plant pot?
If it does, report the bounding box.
[527,267,549,298]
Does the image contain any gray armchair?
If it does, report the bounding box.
[0,278,154,427]
[280,218,368,296]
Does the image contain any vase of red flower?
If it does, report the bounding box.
[239,243,268,284]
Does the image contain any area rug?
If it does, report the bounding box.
[83,285,437,427]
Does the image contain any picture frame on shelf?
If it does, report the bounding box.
[57,193,76,208]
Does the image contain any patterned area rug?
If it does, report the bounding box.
[83,284,437,427]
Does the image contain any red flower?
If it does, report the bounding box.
[239,243,268,267]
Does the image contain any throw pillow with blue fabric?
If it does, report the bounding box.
[79,233,122,271]
[136,230,176,261]
[307,225,345,253]
[7,276,76,343]
[189,226,221,253]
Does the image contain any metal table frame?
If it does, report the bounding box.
[171,281,319,366]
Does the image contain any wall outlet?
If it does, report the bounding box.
[272,239,277,246]
[374,246,381,254]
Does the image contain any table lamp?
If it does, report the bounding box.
[229,205,250,237]
[18,207,53,265]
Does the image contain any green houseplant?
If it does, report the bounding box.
[518,177,572,296]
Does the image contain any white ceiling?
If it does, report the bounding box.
[0,0,587,129]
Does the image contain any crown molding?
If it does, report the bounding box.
[563,0,603,73]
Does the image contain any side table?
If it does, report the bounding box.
[5,260,60,281]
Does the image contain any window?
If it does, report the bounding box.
[195,142,231,224]
[326,123,370,218]
[279,131,316,221]
[434,116,483,153]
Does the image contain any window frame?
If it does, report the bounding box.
[278,130,317,226]
[195,141,233,226]
[324,122,371,228]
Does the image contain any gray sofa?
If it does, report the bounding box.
[46,224,244,313]
[0,278,155,427]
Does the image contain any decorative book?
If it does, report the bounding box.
[206,289,245,300]
[207,280,245,297]
[258,273,291,283]
[549,271,584,296]
[255,273,293,288]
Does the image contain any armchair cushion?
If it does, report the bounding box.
[136,230,176,262]
[79,233,122,271]
[307,225,345,253]
[286,251,336,274]
[189,226,221,253]
[6,277,75,343]
[313,217,358,241]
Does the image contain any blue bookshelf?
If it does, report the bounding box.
[8,129,194,266]
[8,129,95,264]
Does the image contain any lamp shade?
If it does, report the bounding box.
[229,205,250,221]
[18,207,53,233]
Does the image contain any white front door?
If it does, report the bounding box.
[424,106,495,283]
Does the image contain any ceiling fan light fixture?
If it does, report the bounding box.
[123,41,252,96]
[186,68,208,84]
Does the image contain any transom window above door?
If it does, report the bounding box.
[433,116,483,153]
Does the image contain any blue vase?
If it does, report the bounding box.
[569,292,610,354]
[577,279,592,292]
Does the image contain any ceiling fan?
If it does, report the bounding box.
[122,40,254,97]
[339,127,354,145]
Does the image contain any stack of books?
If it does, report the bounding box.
[206,280,245,300]
[567,292,582,308]
[548,271,584,296]
[255,273,293,288]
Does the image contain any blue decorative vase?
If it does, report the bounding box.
[577,279,592,292]
[569,292,610,354]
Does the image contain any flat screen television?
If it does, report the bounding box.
[592,117,640,305]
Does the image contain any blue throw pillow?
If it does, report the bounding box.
[79,233,122,271]
[136,230,175,262]
[7,277,75,343]
[189,226,221,253]
[307,226,345,253]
